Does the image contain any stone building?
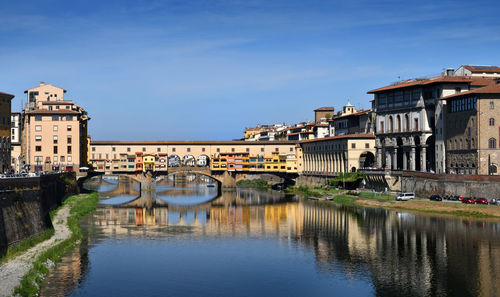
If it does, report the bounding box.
[314,106,334,123]
[441,83,500,175]
[299,134,375,175]
[0,91,14,173]
[22,82,89,172]
[369,72,499,173]
[328,101,373,136]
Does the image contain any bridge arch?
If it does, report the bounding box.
[182,155,196,167]
[196,154,210,167]
[168,154,180,167]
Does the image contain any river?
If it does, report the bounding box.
[40,174,500,297]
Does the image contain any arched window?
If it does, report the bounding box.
[404,114,409,132]
[389,116,394,133]
[380,121,385,133]
[396,115,401,132]
[490,118,495,126]
[471,138,475,148]
[489,138,497,149]
[459,138,463,149]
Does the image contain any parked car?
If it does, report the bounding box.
[490,199,500,205]
[396,192,415,201]
[475,198,489,205]
[429,195,442,201]
[461,197,475,204]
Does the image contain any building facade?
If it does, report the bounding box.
[0,91,14,173]
[442,83,500,175]
[314,106,334,123]
[369,70,499,173]
[10,112,21,172]
[22,83,89,172]
[328,102,373,136]
[299,134,375,176]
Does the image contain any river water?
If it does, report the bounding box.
[40,175,500,297]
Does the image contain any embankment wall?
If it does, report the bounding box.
[0,173,76,256]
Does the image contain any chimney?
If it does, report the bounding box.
[446,68,454,77]
[40,81,45,86]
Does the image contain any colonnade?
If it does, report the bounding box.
[303,152,347,174]
[375,145,427,171]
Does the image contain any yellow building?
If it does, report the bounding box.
[0,91,14,173]
[143,154,155,171]
[286,155,298,173]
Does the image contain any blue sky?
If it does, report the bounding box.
[1,0,499,140]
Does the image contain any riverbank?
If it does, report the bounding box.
[289,186,500,220]
[0,193,98,297]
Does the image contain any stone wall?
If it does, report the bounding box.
[0,173,76,256]
[401,171,500,198]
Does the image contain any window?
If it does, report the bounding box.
[48,106,53,111]
[54,146,58,154]
[67,136,72,144]
[53,156,58,162]
[455,87,461,94]
[66,106,70,110]
[187,148,191,152]
[246,148,250,153]
[172,148,176,152]
[365,143,370,148]
[290,147,294,152]
[112,147,116,152]
[35,135,42,141]
[92,147,96,152]
[232,148,235,152]
[35,125,42,131]
[67,125,72,131]
[53,125,58,131]
[35,115,42,121]
[380,121,384,133]
[216,148,220,152]
[489,138,497,149]
[490,118,495,126]
[34,156,43,163]
[52,115,59,121]
[35,146,42,152]
[202,147,206,152]
[66,115,73,121]
[157,147,161,152]
[53,136,58,144]
[68,156,72,162]
[142,147,146,152]
[414,118,419,131]
[261,148,264,152]
[127,147,131,152]
[56,106,60,110]
[60,156,65,162]
[67,146,72,154]
[490,101,494,109]
[351,143,356,148]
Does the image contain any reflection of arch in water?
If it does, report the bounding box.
[197,155,210,167]
[182,155,196,167]
[168,155,180,167]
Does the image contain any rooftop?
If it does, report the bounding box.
[464,65,500,73]
[441,83,500,100]
[300,133,375,143]
[314,106,335,111]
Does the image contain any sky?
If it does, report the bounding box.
[1,0,500,141]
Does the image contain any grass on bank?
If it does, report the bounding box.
[0,229,55,266]
[13,193,99,297]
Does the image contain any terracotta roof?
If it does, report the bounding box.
[91,140,298,145]
[0,91,15,99]
[300,133,375,143]
[367,76,476,94]
[26,109,80,115]
[41,101,74,105]
[464,65,500,73]
[441,83,500,100]
[314,106,335,111]
[314,123,329,127]
[330,109,372,120]
[470,77,499,86]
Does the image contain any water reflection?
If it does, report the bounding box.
[41,175,500,297]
